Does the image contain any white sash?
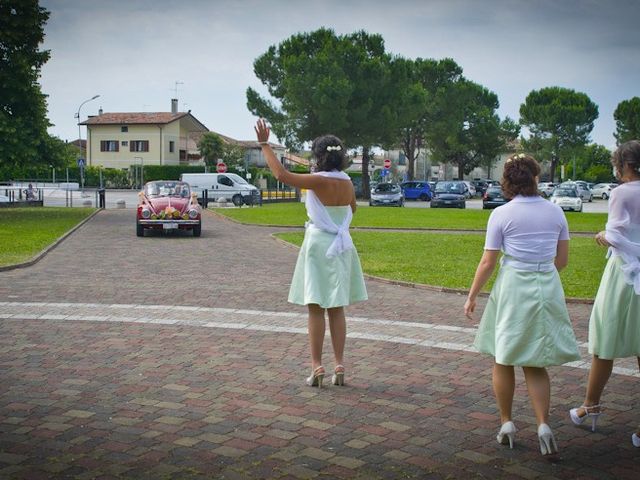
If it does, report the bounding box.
[305,171,354,258]
[605,225,640,294]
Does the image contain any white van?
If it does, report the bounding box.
[180,173,260,206]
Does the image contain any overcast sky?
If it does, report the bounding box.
[40,0,640,150]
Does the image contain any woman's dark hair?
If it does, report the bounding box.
[311,134,347,172]
[612,140,640,176]
[501,153,541,198]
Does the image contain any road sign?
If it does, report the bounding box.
[383,158,391,169]
[216,162,227,173]
[380,168,389,177]
[77,158,85,168]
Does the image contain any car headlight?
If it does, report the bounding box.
[141,208,151,219]
[188,208,199,219]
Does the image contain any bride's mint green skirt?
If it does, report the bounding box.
[589,255,640,359]
[288,227,368,308]
[474,265,580,367]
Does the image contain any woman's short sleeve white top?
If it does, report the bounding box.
[484,195,569,262]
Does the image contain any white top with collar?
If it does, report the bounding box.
[484,195,569,263]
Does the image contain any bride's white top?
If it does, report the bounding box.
[304,170,354,258]
[604,180,640,294]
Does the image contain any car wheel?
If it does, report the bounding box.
[588,195,593,203]
[192,222,202,237]
[459,203,466,209]
[232,194,243,207]
[369,201,373,206]
[602,192,608,200]
[483,204,488,209]
[419,194,428,201]
[136,222,144,237]
[577,205,583,212]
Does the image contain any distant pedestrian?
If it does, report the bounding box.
[254,119,367,388]
[569,140,640,447]
[24,183,36,201]
[464,153,580,455]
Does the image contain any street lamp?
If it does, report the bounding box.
[75,94,100,191]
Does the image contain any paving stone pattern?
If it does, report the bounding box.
[0,209,638,479]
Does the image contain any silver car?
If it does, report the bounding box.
[560,181,592,202]
[591,183,617,200]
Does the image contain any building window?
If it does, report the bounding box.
[100,140,119,152]
[130,140,149,152]
[169,141,175,153]
[121,126,128,132]
[121,141,128,146]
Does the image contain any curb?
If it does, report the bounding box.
[0,209,102,272]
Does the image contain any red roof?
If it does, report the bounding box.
[80,112,188,125]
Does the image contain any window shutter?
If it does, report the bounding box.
[115,141,119,152]
[144,141,149,152]
[130,142,134,152]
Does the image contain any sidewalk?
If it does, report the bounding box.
[0,209,637,479]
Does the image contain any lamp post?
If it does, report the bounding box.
[75,95,99,192]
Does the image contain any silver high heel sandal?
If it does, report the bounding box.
[332,365,345,386]
[569,404,602,432]
[537,423,558,455]
[496,421,516,449]
[306,366,325,388]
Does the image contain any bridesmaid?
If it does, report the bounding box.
[569,140,640,447]
[254,119,367,388]
[465,153,580,455]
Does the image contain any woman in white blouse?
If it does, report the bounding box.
[465,154,580,455]
[569,140,640,447]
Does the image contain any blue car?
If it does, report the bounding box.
[401,181,432,201]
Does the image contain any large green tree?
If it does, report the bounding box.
[0,0,52,169]
[519,87,598,182]
[614,97,640,145]
[391,57,463,180]
[246,28,396,197]
[427,79,519,179]
[197,132,224,169]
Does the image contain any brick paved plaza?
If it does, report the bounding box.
[0,210,638,479]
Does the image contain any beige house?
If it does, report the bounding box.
[80,100,208,169]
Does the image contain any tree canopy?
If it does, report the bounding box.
[0,0,54,170]
[197,132,224,168]
[519,87,598,182]
[247,28,397,196]
[614,97,640,145]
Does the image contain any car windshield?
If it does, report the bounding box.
[435,182,464,194]
[553,188,577,198]
[145,181,190,198]
[375,183,400,193]
[226,173,248,185]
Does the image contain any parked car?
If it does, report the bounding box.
[550,186,582,212]
[461,181,476,198]
[369,183,404,207]
[561,181,592,202]
[136,181,202,237]
[401,181,432,201]
[472,179,491,196]
[180,173,260,206]
[538,182,556,197]
[482,186,510,209]
[591,182,617,199]
[430,181,466,209]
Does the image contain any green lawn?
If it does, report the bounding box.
[276,231,607,299]
[0,208,95,267]
[214,202,607,232]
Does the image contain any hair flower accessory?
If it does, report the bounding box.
[326,145,342,152]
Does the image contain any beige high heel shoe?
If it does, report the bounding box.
[332,365,345,386]
[306,366,325,388]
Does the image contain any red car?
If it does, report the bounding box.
[136,181,202,237]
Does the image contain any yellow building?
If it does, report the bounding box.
[80,100,208,168]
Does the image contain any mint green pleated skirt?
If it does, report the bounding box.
[589,255,640,359]
[288,227,368,308]
[474,265,580,367]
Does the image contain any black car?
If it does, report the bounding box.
[472,179,491,196]
[430,181,466,209]
[482,186,510,209]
